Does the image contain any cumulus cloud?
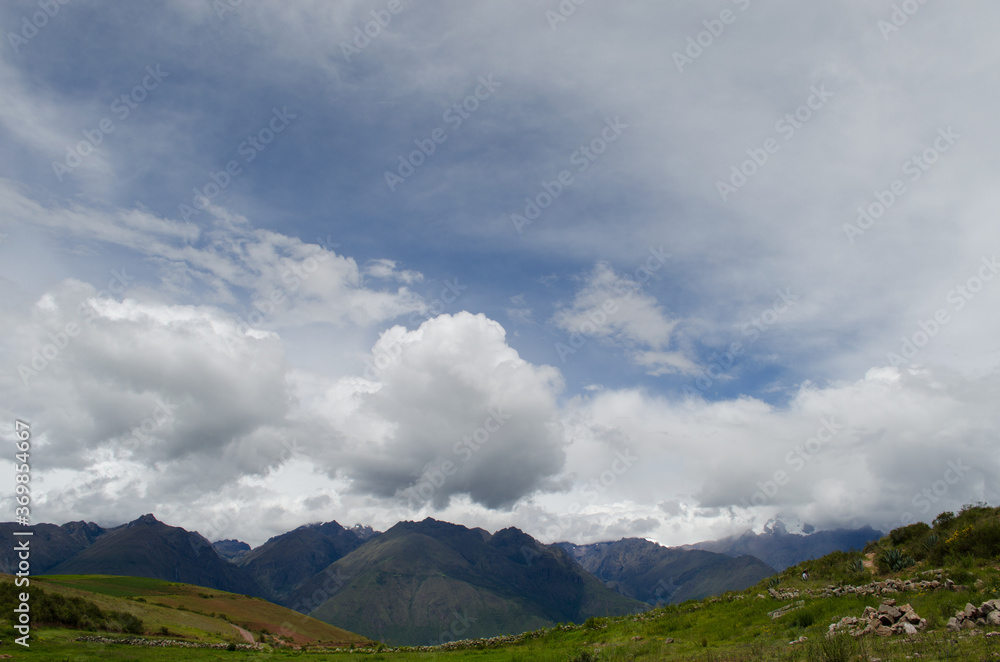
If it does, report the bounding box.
[1,280,301,479]
[322,312,566,509]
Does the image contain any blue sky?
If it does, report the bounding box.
[1,0,998,547]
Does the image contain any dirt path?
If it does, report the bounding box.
[232,624,256,644]
[863,552,876,569]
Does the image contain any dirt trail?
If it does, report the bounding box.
[232,624,256,644]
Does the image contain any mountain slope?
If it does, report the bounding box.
[559,538,774,604]
[238,520,369,602]
[47,514,262,597]
[685,521,883,570]
[0,520,105,574]
[18,574,371,647]
[286,518,647,646]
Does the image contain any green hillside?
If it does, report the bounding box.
[290,519,648,645]
[0,573,370,650]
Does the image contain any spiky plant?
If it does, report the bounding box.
[880,547,916,572]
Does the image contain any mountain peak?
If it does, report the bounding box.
[349,523,378,540]
[130,513,160,526]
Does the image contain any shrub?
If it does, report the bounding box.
[890,521,931,546]
[584,616,601,630]
[790,608,815,629]
[933,511,956,528]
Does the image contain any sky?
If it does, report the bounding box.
[1,0,999,549]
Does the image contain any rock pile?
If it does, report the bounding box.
[946,599,1000,631]
[828,598,927,637]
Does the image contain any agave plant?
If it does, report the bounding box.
[879,547,915,572]
[921,533,940,551]
[847,558,866,575]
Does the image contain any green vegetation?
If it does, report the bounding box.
[2,504,999,660]
[0,579,143,632]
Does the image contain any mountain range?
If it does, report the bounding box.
[682,519,883,570]
[0,514,880,644]
[558,538,775,605]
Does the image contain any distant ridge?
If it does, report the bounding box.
[558,538,774,604]
[683,521,883,570]
[0,521,106,574]
[212,538,251,561]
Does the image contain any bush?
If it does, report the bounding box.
[934,511,956,528]
[890,522,931,546]
[114,611,145,634]
[790,608,815,629]
[584,616,601,630]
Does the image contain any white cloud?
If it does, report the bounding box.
[0,183,425,329]
[363,258,423,284]
[321,312,566,509]
[552,262,695,375]
[559,365,1000,540]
